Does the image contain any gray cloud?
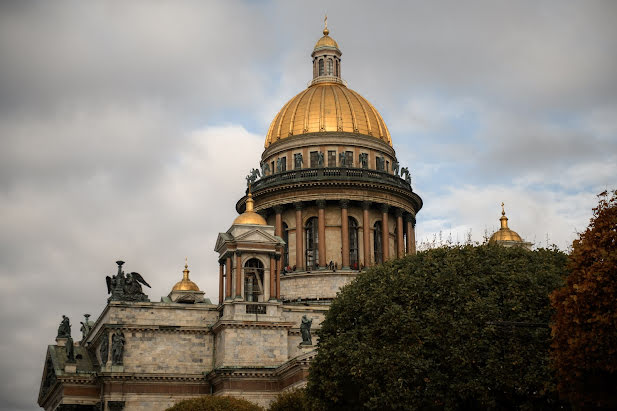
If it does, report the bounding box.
[1,2,616,410]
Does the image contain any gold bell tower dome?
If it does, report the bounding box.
[489,203,532,249]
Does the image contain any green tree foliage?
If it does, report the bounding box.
[165,395,263,411]
[551,190,617,409]
[268,388,310,411]
[307,245,567,410]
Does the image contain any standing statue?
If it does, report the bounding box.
[339,152,347,167]
[317,152,325,167]
[300,315,313,345]
[260,161,270,177]
[359,153,368,169]
[111,331,125,366]
[99,333,109,366]
[276,158,282,173]
[294,153,303,169]
[106,261,151,302]
[57,315,71,338]
[80,314,93,342]
[400,167,411,185]
[392,160,400,176]
[66,335,75,363]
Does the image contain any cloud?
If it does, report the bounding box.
[1,2,616,410]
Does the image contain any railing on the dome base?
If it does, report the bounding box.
[251,167,413,192]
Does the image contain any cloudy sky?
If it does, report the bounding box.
[1,1,616,409]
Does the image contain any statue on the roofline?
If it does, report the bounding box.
[57,315,71,338]
[106,261,150,302]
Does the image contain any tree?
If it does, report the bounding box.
[551,190,617,409]
[307,245,568,410]
[268,388,310,411]
[165,395,263,411]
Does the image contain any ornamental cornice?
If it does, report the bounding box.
[211,320,294,333]
[99,372,208,382]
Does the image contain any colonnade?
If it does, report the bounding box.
[273,200,416,272]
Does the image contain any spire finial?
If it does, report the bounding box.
[499,202,509,229]
[183,258,190,280]
[323,15,329,36]
[246,185,255,212]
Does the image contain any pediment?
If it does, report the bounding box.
[233,228,282,244]
[214,232,234,252]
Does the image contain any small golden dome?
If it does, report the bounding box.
[233,192,267,225]
[489,203,524,243]
[172,259,200,292]
[265,82,392,147]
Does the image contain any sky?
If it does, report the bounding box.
[1,1,616,409]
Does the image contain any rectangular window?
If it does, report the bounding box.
[280,156,287,172]
[346,151,354,167]
[328,150,336,167]
[386,161,390,173]
[310,151,319,168]
[376,156,385,171]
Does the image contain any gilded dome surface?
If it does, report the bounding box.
[265,82,392,148]
[314,34,339,50]
[489,228,523,243]
[233,192,267,225]
[172,278,200,292]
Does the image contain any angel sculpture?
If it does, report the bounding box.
[106,260,151,302]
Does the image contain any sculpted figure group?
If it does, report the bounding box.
[106,260,151,302]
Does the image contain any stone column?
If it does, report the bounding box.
[294,202,303,270]
[275,254,281,299]
[225,256,232,300]
[407,215,417,255]
[340,200,350,268]
[362,201,371,266]
[381,204,390,262]
[218,262,224,304]
[396,209,404,258]
[235,252,242,300]
[317,200,326,268]
[274,205,283,237]
[269,254,275,301]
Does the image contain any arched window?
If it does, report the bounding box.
[305,217,319,269]
[327,59,333,75]
[336,60,340,76]
[374,221,383,264]
[244,258,264,302]
[318,59,324,76]
[282,222,289,267]
[349,217,359,269]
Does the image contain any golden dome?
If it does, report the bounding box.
[233,192,267,225]
[314,33,339,50]
[489,203,524,243]
[172,259,200,292]
[265,82,392,148]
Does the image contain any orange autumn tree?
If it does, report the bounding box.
[551,190,617,409]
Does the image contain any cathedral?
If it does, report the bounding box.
[37,22,523,410]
